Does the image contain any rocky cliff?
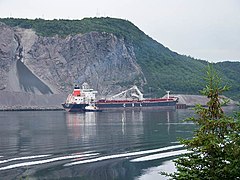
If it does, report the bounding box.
[1,18,239,108]
[0,22,146,107]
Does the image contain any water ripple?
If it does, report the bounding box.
[0,153,98,171]
[0,154,51,164]
[65,144,183,166]
[130,149,191,162]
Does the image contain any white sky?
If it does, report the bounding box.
[0,0,240,62]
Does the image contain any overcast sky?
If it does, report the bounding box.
[0,0,239,62]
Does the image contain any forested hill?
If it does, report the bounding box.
[0,17,239,100]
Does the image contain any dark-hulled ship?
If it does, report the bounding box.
[62,83,178,112]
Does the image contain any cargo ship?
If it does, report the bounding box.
[62,83,178,112]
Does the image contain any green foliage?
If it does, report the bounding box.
[214,61,240,100]
[0,18,239,99]
[163,64,240,179]
[200,65,230,119]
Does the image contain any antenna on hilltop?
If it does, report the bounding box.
[96,8,100,17]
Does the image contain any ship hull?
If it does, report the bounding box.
[62,100,177,112]
[62,103,88,112]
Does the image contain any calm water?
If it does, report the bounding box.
[0,109,196,179]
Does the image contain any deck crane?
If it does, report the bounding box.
[110,85,144,100]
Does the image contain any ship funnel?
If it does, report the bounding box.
[73,85,81,96]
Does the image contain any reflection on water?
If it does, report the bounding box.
[0,109,198,179]
[0,111,68,156]
[138,160,176,180]
[66,112,97,140]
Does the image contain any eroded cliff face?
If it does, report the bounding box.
[0,22,18,91]
[0,23,146,99]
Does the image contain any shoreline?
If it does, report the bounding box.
[0,104,238,112]
[0,106,65,111]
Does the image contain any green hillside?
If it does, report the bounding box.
[0,17,239,100]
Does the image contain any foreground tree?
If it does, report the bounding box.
[163,65,240,179]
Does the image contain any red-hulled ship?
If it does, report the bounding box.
[62,83,178,112]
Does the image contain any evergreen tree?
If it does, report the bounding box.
[163,64,240,179]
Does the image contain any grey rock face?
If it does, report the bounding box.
[0,23,18,91]
[0,23,146,106]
